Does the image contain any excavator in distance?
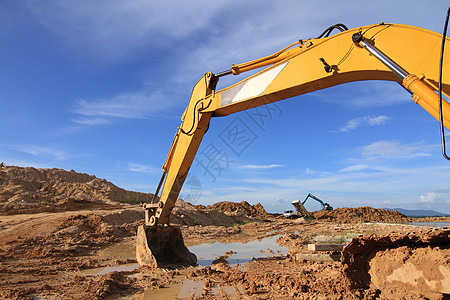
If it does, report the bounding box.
[136,22,450,269]
[303,193,333,211]
[289,193,333,218]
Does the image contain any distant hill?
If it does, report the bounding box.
[385,208,449,217]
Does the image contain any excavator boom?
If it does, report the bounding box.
[137,23,450,268]
[303,193,333,211]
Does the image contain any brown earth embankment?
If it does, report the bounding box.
[312,206,412,224]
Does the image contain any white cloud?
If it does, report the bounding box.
[367,115,389,126]
[72,117,111,126]
[339,164,370,172]
[23,1,448,123]
[338,115,389,132]
[16,145,70,161]
[305,168,314,175]
[240,164,284,170]
[24,1,447,67]
[305,168,329,177]
[193,163,450,213]
[25,0,232,63]
[127,162,160,174]
[361,140,433,160]
[420,192,442,203]
[72,90,169,125]
[121,183,154,192]
[242,164,447,194]
[316,81,411,109]
[304,168,328,176]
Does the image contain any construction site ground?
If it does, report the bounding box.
[0,166,449,299]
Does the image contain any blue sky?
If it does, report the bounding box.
[1,1,450,214]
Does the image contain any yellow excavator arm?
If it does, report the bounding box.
[137,23,450,268]
[144,23,450,226]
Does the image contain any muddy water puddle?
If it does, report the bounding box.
[76,234,287,298]
[75,239,139,276]
[135,277,244,300]
[134,232,287,300]
[77,262,140,276]
[136,276,204,299]
[80,233,288,276]
[189,234,288,266]
[96,239,136,260]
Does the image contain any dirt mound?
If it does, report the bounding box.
[312,206,412,224]
[206,201,269,218]
[0,209,143,261]
[169,199,267,226]
[0,165,153,214]
[86,271,137,299]
[342,227,449,298]
[414,216,450,222]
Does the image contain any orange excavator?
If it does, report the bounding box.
[136,22,450,269]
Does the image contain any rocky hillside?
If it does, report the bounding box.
[0,166,153,214]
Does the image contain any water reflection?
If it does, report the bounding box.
[408,222,450,228]
[189,235,288,267]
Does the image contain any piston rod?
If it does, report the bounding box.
[352,32,409,80]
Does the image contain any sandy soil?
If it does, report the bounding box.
[182,224,449,300]
[1,207,447,299]
[0,166,449,299]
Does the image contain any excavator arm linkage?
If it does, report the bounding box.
[137,23,450,268]
[303,193,333,211]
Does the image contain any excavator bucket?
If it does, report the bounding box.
[136,225,197,268]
